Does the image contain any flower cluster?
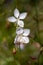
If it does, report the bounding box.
[8,8,30,49]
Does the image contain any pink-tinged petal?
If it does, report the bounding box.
[14,8,20,18]
[17,20,24,27]
[19,12,27,19]
[20,43,24,50]
[23,29,30,36]
[16,27,23,35]
[8,16,16,22]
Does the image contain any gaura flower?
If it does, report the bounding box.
[14,27,30,44]
[8,8,27,27]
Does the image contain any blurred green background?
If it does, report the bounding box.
[0,0,43,65]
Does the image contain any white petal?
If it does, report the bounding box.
[14,8,19,18]
[16,27,23,35]
[14,35,22,43]
[17,36,29,44]
[14,36,18,44]
[19,12,27,19]
[14,37,17,44]
[21,37,29,44]
[23,29,30,36]
[17,20,24,27]
[8,17,16,22]
[20,43,24,50]
[17,36,22,42]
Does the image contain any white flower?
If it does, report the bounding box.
[8,8,27,27]
[14,28,30,44]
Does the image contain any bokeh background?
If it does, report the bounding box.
[0,0,43,65]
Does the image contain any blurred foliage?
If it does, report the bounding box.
[0,0,43,65]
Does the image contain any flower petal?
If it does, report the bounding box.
[17,20,24,27]
[21,37,29,44]
[14,37,17,44]
[14,35,22,43]
[19,12,27,19]
[16,27,23,35]
[14,36,18,44]
[14,8,20,18]
[8,17,16,22]
[17,36,22,42]
[17,36,29,44]
[20,43,24,50]
[23,29,30,36]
